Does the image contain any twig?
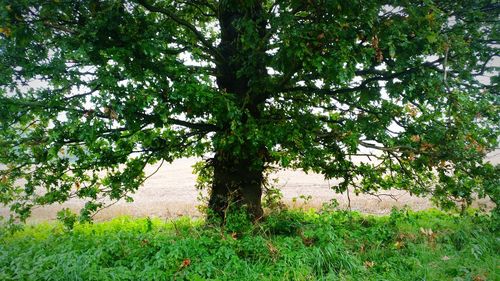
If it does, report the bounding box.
[346,186,351,209]
[138,158,165,186]
[443,44,450,89]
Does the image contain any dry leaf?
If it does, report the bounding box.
[473,275,485,281]
[0,27,12,37]
[103,107,118,120]
[408,152,416,161]
[231,232,238,240]
[359,244,366,253]
[180,258,191,268]
[421,142,434,151]
[267,241,279,256]
[411,135,421,142]
[364,261,375,268]
[371,35,379,49]
[420,227,433,236]
[375,49,384,62]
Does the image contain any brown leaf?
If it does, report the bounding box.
[180,258,191,268]
[410,135,421,142]
[375,49,384,62]
[371,35,379,49]
[231,232,238,240]
[103,107,118,120]
[109,110,118,120]
[267,241,279,256]
[420,227,432,236]
[473,275,485,281]
[364,261,375,268]
[420,227,437,242]
[359,244,366,253]
[405,104,418,117]
[421,142,434,151]
[0,27,12,37]
[408,152,416,161]
[475,145,484,153]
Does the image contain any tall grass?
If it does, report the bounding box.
[1,208,498,280]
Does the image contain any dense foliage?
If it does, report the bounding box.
[0,0,498,222]
[1,209,498,280]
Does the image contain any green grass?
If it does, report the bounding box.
[1,208,498,280]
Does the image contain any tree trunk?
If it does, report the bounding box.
[208,1,269,222]
[208,151,264,221]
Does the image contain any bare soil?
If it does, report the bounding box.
[1,153,498,223]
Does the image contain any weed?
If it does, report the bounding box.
[0,210,498,280]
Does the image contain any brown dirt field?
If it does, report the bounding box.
[1,153,498,223]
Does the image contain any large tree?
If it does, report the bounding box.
[0,0,498,223]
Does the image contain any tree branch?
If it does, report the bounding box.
[135,0,222,61]
[284,57,446,95]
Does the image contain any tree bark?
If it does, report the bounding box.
[208,150,264,221]
[208,0,268,222]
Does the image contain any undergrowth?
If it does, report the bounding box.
[0,208,498,280]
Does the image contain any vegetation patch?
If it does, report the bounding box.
[1,209,498,280]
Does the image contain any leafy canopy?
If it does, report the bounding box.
[0,0,498,222]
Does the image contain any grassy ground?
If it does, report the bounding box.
[0,208,498,280]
